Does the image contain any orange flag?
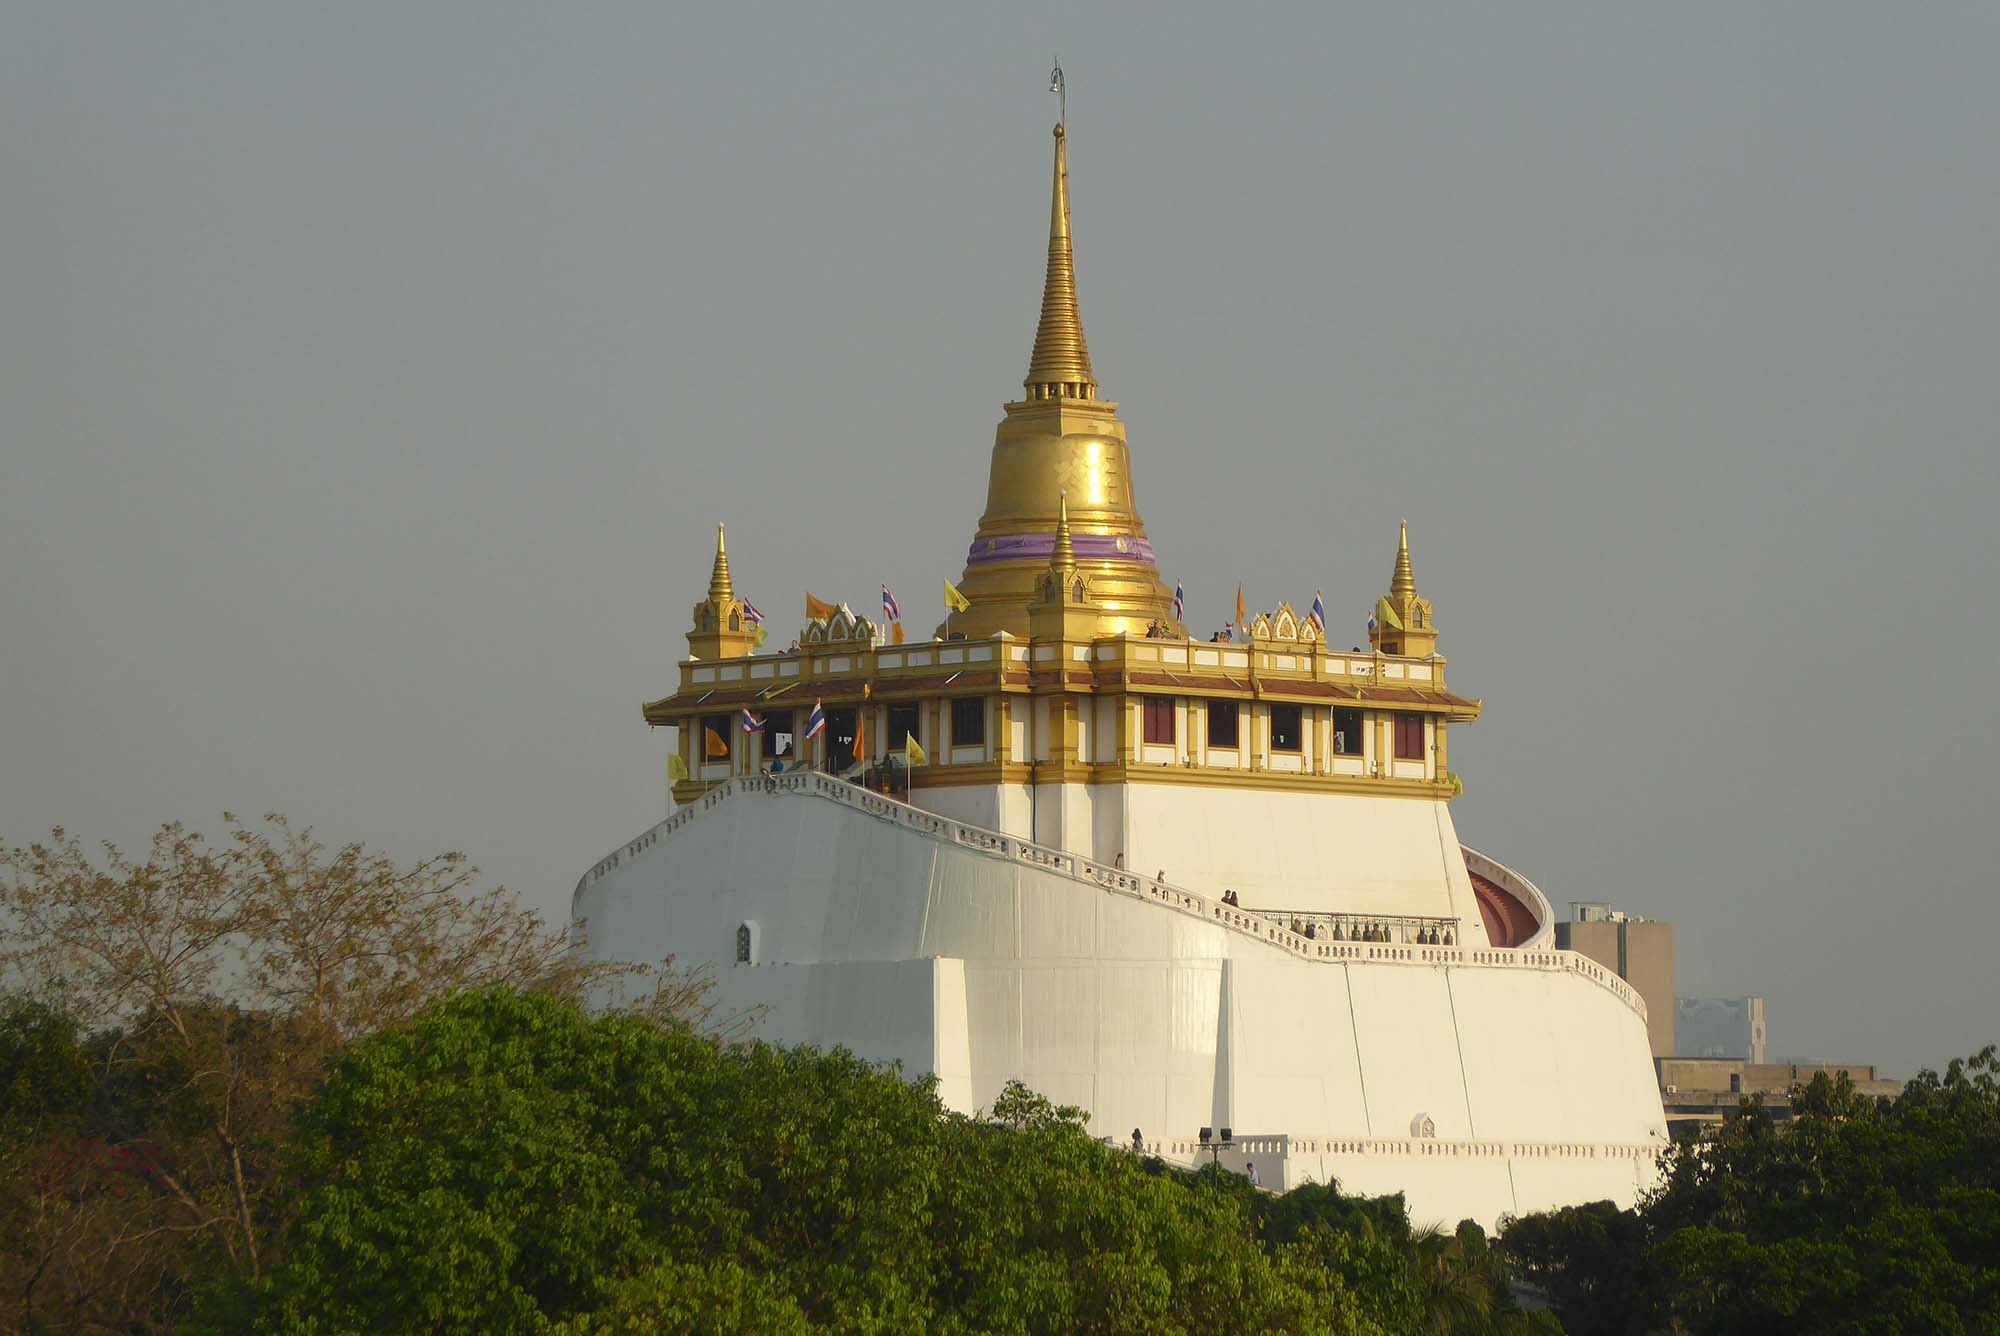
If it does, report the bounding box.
[851,710,866,766]
[704,726,729,759]
[806,592,838,620]
[892,622,906,645]
[1236,583,1246,629]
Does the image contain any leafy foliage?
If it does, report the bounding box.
[1501,1051,2000,1334]
[217,988,1387,1333]
[0,816,728,1332]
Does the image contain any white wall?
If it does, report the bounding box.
[572,787,1663,1231]
[1121,786,1491,939]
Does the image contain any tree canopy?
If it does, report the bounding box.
[0,816,723,1331]
[211,987,1384,1333]
[1502,1052,2000,1334]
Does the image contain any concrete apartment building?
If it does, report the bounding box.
[1655,1058,1901,1134]
[1557,905,1675,1059]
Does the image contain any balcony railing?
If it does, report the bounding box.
[1243,908,1460,947]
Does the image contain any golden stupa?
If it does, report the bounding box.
[947,122,1177,640]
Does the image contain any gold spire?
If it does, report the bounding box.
[949,117,1174,641]
[1051,491,1076,572]
[1391,519,1416,601]
[1023,124,1096,401]
[708,522,734,602]
[1372,518,1439,657]
[688,522,754,660]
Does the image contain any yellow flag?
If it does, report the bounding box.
[805,592,838,620]
[668,753,689,782]
[851,712,865,766]
[892,622,906,645]
[905,734,927,766]
[1376,596,1404,632]
[705,726,729,759]
[943,579,971,613]
[752,624,768,649]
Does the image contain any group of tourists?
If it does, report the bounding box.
[1280,917,1456,946]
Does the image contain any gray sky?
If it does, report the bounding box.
[4,3,1995,1077]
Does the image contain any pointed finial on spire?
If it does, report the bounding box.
[1391,519,1417,601]
[1051,490,1077,572]
[708,522,734,602]
[1023,117,1097,401]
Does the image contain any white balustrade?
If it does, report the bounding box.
[1160,1134,1664,1163]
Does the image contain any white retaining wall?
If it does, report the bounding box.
[573,781,1665,1228]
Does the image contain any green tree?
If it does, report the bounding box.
[221,987,1384,1334]
[552,1255,811,1334]
[0,998,92,1136]
[1501,1048,2000,1334]
[0,816,716,1332]
[1499,1199,1650,1334]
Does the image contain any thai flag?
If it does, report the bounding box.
[805,699,826,739]
[882,584,900,621]
[1173,580,1184,623]
[742,599,764,626]
[741,708,765,733]
[1308,590,1326,633]
[1221,622,1234,642]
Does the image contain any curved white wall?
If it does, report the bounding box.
[573,785,1664,1228]
[1103,787,1489,939]
[909,782,1492,942]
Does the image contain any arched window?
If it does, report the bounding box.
[735,923,752,964]
[729,610,742,631]
[701,608,715,631]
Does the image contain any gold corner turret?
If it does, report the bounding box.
[1029,491,1097,642]
[687,523,758,661]
[1370,520,1440,658]
[1049,490,1077,574]
[950,121,1174,641]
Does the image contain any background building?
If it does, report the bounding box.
[1655,1058,1900,1135]
[1556,905,1675,1059]
[1677,995,1768,1063]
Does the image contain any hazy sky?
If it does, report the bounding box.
[4,4,1995,1076]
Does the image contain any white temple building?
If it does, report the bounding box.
[571,118,1667,1229]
